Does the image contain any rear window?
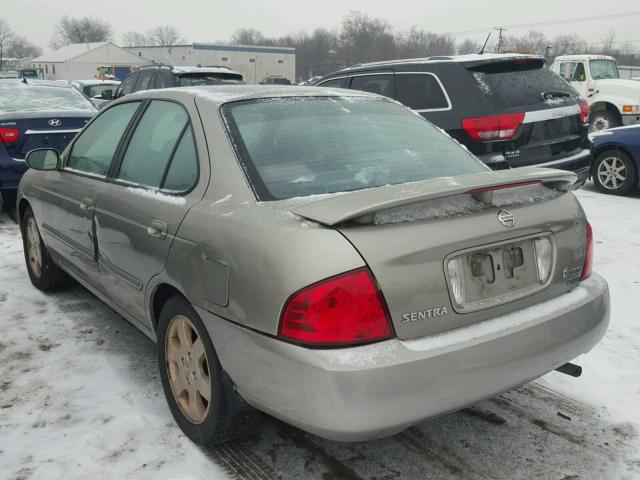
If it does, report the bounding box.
[0,84,96,113]
[222,96,487,200]
[468,61,579,109]
[394,73,449,110]
[178,73,244,86]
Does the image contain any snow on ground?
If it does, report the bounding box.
[0,181,639,480]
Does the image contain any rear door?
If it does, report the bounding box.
[462,59,587,167]
[94,98,205,326]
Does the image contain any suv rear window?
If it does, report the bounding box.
[394,73,449,110]
[177,73,244,86]
[468,60,578,109]
[222,96,487,200]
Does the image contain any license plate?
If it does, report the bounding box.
[446,235,553,312]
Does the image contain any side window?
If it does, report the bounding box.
[116,100,189,188]
[162,126,198,192]
[572,63,586,82]
[66,102,141,176]
[155,71,176,89]
[350,74,393,97]
[558,63,566,79]
[136,71,155,92]
[120,73,139,96]
[394,73,449,110]
[318,77,347,88]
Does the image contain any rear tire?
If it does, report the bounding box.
[592,150,637,195]
[157,296,256,445]
[21,206,70,290]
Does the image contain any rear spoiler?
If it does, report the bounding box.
[292,168,576,226]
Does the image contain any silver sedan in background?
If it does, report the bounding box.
[17,86,609,445]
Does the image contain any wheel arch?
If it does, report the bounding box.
[18,197,32,225]
[590,101,622,121]
[149,282,190,333]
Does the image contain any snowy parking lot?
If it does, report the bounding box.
[0,182,639,480]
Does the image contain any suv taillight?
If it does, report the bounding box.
[0,127,20,144]
[580,222,593,281]
[278,268,393,347]
[461,113,525,141]
[579,101,590,125]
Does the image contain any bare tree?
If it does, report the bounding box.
[457,38,481,55]
[7,35,41,59]
[340,11,396,64]
[0,18,14,71]
[122,31,149,47]
[147,25,184,47]
[50,15,112,49]
[504,30,548,55]
[550,34,587,58]
[231,28,266,46]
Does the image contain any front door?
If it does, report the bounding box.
[37,101,142,286]
[94,99,203,327]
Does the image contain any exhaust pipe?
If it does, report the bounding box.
[556,362,582,377]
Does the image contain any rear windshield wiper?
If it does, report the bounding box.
[541,91,571,101]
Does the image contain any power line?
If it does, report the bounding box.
[451,10,640,36]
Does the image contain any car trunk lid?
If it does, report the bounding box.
[0,111,91,159]
[290,168,586,340]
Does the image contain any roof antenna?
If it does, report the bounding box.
[479,31,492,55]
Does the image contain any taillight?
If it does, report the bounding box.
[580,222,593,281]
[278,268,393,347]
[0,127,20,144]
[579,101,589,125]
[461,113,525,141]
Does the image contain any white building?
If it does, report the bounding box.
[31,42,151,81]
[127,43,295,84]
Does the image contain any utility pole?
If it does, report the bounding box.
[495,26,506,53]
[545,45,552,59]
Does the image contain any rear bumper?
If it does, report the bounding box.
[0,146,27,191]
[198,273,609,442]
[480,148,591,187]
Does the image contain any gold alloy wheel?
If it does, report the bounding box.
[165,314,212,424]
[25,216,43,277]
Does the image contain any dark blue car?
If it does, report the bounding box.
[591,125,640,195]
[0,79,96,212]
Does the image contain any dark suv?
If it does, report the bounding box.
[117,65,244,98]
[315,54,591,184]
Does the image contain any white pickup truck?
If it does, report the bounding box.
[550,54,640,132]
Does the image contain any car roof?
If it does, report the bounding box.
[553,54,615,62]
[329,53,545,74]
[0,78,75,88]
[72,79,121,85]
[132,85,377,106]
[139,65,242,76]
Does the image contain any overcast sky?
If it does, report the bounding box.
[5,0,640,51]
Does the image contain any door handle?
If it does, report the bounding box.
[79,197,93,211]
[147,219,168,239]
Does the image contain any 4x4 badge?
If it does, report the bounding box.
[497,210,515,228]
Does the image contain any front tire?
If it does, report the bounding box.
[157,296,254,445]
[21,206,69,290]
[589,110,620,133]
[592,150,637,195]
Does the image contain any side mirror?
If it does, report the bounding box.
[26,149,60,171]
[101,90,113,100]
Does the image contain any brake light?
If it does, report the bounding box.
[278,268,393,346]
[580,222,593,281]
[0,127,20,144]
[461,113,525,141]
[579,101,589,125]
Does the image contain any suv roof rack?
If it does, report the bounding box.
[139,64,174,70]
